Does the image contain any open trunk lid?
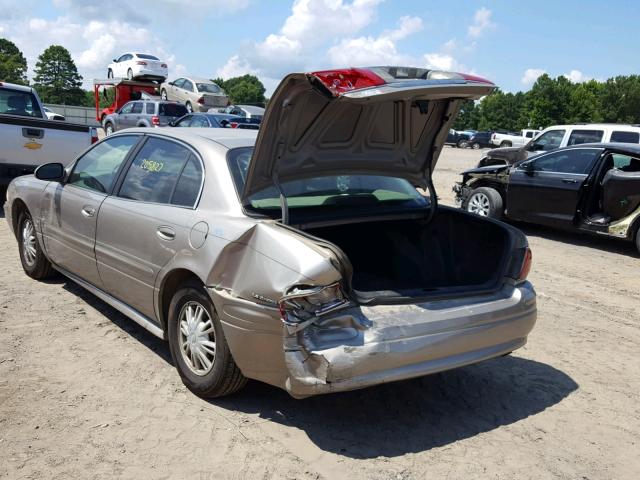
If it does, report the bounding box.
[241,67,495,202]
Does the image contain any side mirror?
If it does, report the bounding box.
[521,161,535,175]
[35,163,65,181]
[112,58,118,62]
[168,120,175,127]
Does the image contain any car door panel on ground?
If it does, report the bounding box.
[507,148,602,227]
[41,135,140,287]
[95,136,203,320]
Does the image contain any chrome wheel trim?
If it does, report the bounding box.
[467,192,490,216]
[178,301,216,376]
[21,218,37,266]
[105,124,113,135]
[161,90,167,100]
[186,102,192,113]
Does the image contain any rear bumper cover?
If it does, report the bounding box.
[215,282,537,398]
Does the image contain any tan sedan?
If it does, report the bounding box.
[160,77,229,113]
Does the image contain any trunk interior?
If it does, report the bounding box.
[304,208,511,298]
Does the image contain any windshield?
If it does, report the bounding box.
[0,89,43,118]
[196,83,222,94]
[159,103,188,117]
[136,54,159,60]
[227,147,428,212]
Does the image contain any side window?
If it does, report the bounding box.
[130,102,143,114]
[190,116,208,127]
[117,54,128,62]
[173,78,185,89]
[531,148,601,174]
[175,115,192,127]
[119,102,134,115]
[118,138,192,204]
[610,154,640,171]
[529,129,566,152]
[68,136,139,193]
[172,157,203,207]
[182,80,194,92]
[145,103,155,114]
[610,131,640,144]
[567,129,604,146]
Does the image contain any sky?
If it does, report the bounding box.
[1,0,639,96]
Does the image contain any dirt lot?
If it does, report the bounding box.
[1,147,639,480]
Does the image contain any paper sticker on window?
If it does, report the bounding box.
[141,159,164,172]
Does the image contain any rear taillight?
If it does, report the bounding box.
[137,61,147,65]
[161,63,167,68]
[278,283,350,332]
[310,68,385,96]
[197,96,205,105]
[229,121,238,128]
[90,127,98,144]
[518,248,532,282]
[151,115,160,126]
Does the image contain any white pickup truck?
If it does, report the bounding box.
[490,129,540,148]
[0,82,97,192]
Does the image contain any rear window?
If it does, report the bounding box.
[136,54,159,60]
[0,88,43,118]
[567,129,604,146]
[159,103,188,117]
[610,131,640,143]
[227,147,428,211]
[196,83,222,93]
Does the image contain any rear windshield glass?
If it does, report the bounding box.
[196,83,222,93]
[227,147,428,212]
[0,88,43,118]
[136,54,159,60]
[159,103,188,117]
[610,131,640,143]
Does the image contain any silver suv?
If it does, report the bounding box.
[5,67,536,399]
[103,100,188,135]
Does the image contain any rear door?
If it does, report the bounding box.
[565,129,604,146]
[507,148,602,227]
[95,136,203,319]
[41,135,140,286]
[181,79,195,104]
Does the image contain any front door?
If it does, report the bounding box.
[95,136,203,319]
[115,102,135,130]
[507,148,602,227]
[41,135,140,286]
[522,128,567,156]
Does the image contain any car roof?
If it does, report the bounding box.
[120,127,257,150]
[545,123,640,130]
[236,105,265,113]
[0,81,33,92]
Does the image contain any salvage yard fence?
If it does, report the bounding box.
[43,104,100,127]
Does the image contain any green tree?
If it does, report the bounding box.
[0,38,28,85]
[527,74,573,128]
[33,45,85,105]
[213,74,266,105]
[452,100,479,130]
[566,80,603,124]
[475,90,528,132]
[600,75,640,124]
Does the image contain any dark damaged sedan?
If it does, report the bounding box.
[454,143,640,253]
[5,67,537,398]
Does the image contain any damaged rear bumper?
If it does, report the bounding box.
[283,282,536,398]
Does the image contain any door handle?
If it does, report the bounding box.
[156,226,176,241]
[561,178,578,184]
[81,206,96,217]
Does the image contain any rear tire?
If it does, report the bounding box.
[18,211,54,280]
[457,139,468,148]
[107,69,113,79]
[500,141,512,148]
[466,187,503,219]
[167,282,247,398]
[472,142,480,149]
[127,68,133,80]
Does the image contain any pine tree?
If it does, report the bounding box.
[0,38,28,85]
[33,45,85,105]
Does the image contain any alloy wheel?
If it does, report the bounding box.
[21,218,37,267]
[178,301,216,376]
[467,192,490,216]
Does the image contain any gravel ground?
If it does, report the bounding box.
[1,147,639,480]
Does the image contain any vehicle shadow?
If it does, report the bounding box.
[514,222,639,258]
[59,279,173,365]
[214,355,578,458]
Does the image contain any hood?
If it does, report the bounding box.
[484,145,528,164]
[241,67,495,202]
[462,164,510,176]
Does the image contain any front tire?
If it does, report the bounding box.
[472,142,480,150]
[500,141,512,148]
[466,187,503,219]
[167,282,246,398]
[104,122,114,135]
[127,68,133,80]
[161,89,168,100]
[107,69,113,79]
[18,211,54,280]
[186,101,193,113]
[635,226,640,254]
